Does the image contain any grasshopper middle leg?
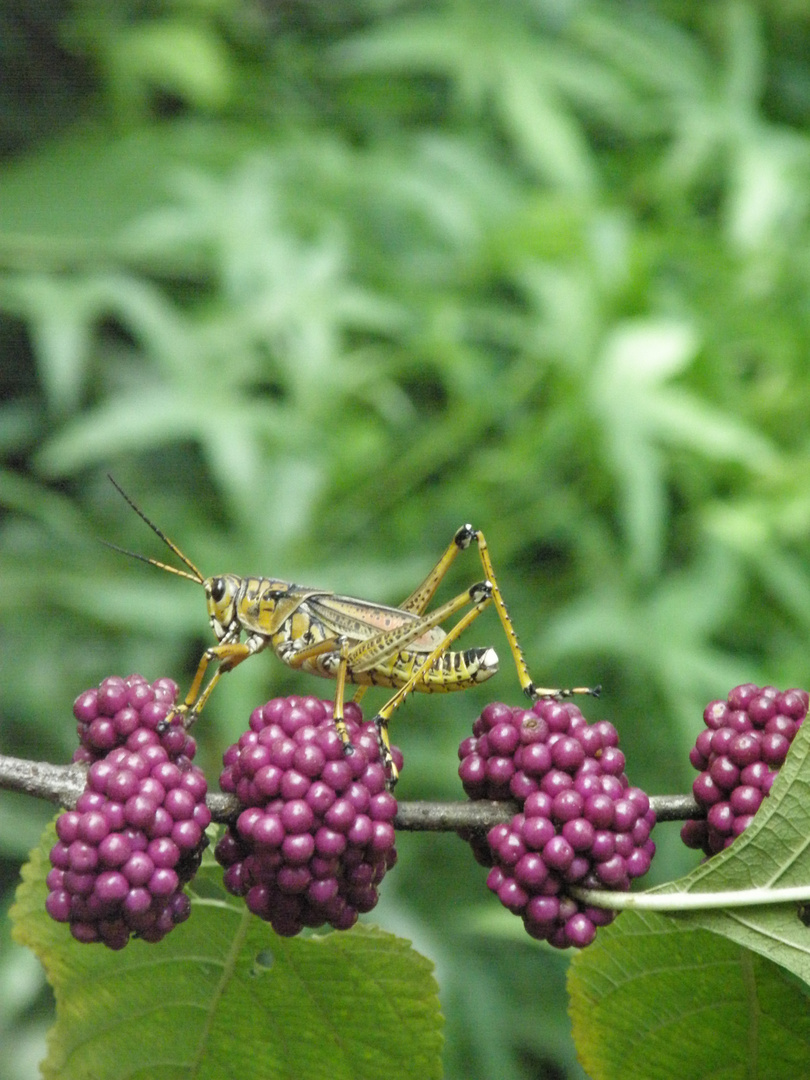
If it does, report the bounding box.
[279,582,496,774]
[371,581,495,785]
[341,582,495,762]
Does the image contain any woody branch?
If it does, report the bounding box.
[0,753,699,828]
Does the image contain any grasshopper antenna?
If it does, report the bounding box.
[106,474,205,584]
[100,539,202,583]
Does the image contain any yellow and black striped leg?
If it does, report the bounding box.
[345,582,491,674]
[373,581,494,788]
[396,526,473,614]
[364,520,597,705]
[472,529,599,703]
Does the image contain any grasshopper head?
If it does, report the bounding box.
[205,574,242,639]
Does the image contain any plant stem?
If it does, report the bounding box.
[0,752,699,825]
[571,883,810,912]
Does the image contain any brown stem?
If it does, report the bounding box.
[0,753,701,828]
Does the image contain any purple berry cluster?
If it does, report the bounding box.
[681,683,808,856]
[46,675,210,948]
[458,700,656,949]
[72,674,194,763]
[215,696,401,937]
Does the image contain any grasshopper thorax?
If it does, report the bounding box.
[205,574,243,639]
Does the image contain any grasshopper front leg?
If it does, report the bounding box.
[165,638,260,729]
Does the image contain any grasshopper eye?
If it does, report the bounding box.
[211,578,227,603]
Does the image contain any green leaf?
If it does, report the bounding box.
[0,122,264,252]
[496,66,595,192]
[11,827,443,1080]
[566,633,810,1079]
[333,6,598,189]
[649,701,810,981]
[591,318,779,577]
[568,911,810,1080]
[568,693,810,1078]
[34,391,283,478]
[0,469,88,542]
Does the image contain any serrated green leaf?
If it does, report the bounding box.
[11,827,443,1080]
[568,911,810,1080]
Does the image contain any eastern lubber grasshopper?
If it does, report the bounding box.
[106,477,597,785]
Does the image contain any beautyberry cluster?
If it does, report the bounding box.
[215,696,401,937]
[46,675,210,948]
[681,683,808,856]
[72,674,195,763]
[459,700,655,948]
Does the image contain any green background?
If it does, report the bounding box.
[3,2,810,1077]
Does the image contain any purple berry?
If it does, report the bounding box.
[729,785,763,816]
[562,818,596,852]
[72,674,196,764]
[521,816,555,851]
[564,912,597,948]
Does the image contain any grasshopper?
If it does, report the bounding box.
[106,477,597,785]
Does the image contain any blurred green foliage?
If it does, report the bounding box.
[3,1,810,1077]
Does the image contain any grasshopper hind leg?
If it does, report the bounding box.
[373,582,496,789]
